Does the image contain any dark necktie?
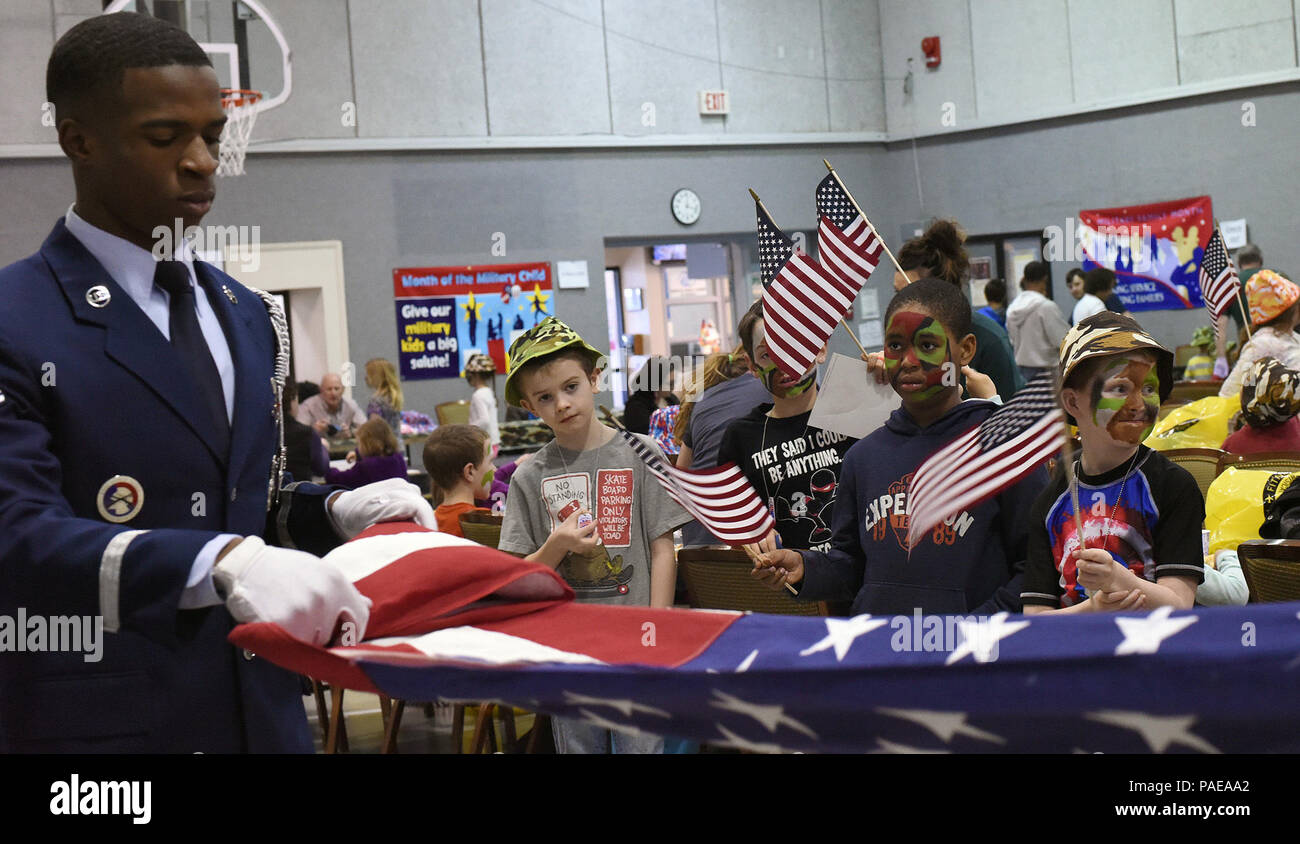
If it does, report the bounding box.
[154,260,231,459]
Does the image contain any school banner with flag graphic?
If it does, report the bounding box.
[230,522,1300,753]
[1078,196,1213,312]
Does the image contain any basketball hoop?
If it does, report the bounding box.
[218,89,263,177]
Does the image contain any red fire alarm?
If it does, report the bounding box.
[921,36,941,69]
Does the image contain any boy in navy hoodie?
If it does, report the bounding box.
[753,279,1048,614]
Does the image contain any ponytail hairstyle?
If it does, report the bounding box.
[897,218,970,288]
[674,345,751,441]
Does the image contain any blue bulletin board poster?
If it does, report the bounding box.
[392,262,554,380]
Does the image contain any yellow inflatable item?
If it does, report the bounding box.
[1144,395,1238,451]
[1204,467,1299,554]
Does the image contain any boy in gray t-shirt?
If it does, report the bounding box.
[498,319,689,753]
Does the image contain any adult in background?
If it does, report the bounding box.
[364,357,404,445]
[0,12,432,752]
[1065,267,1086,303]
[283,380,329,482]
[1072,267,1110,325]
[978,278,1007,328]
[675,346,770,547]
[297,371,365,440]
[623,356,680,434]
[1006,261,1071,384]
[894,219,1024,400]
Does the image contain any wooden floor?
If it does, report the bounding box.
[303,693,546,754]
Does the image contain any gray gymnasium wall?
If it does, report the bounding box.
[0,143,892,416]
[866,78,1300,353]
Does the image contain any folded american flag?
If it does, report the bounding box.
[1199,227,1239,341]
[616,428,774,546]
[815,172,883,290]
[906,371,1066,549]
[755,195,855,380]
[228,525,1300,753]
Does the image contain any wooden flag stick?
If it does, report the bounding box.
[823,159,909,281]
[749,187,867,358]
[605,402,797,595]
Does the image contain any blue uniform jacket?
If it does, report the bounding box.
[0,220,338,752]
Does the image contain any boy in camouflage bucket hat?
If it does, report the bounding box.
[1022,311,1202,615]
[497,315,689,753]
[504,316,604,407]
[1222,357,1300,457]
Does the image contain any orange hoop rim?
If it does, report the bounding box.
[220,88,263,108]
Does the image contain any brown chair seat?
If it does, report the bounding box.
[1217,451,1300,476]
[677,547,828,616]
[1237,540,1300,602]
[1161,448,1225,499]
[459,510,503,548]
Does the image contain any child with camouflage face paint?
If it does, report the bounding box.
[717,302,857,554]
[752,280,1048,616]
[1022,313,1204,615]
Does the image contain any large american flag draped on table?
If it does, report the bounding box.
[615,428,773,546]
[906,371,1066,549]
[230,523,1300,753]
[755,197,857,380]
[1199,227,1240,341]
[815,172,884,290]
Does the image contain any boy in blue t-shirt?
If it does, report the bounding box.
[1021,313,1203,614]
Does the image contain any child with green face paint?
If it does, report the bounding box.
[751,279,1048,616]
[718,301,857,554]
[1022,313,1204,615]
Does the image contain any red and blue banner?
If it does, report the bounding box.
[393,262,554,381]
[1080,195,1213,312]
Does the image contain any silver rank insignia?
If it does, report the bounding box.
[86,285,111,308]
[222,285,238,304]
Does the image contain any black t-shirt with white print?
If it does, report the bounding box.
[717,404,856,552]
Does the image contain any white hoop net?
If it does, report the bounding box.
[218,90,263,177]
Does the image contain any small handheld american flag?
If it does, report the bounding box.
[1199,227,1240,341]
[754,194,857,380]
[815,172,883,291]
[610,420,774,547]
[906,372,1066,550]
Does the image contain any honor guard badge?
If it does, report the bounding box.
[222,285,237,304]
[97,475,145,523]
[86,285,111,308]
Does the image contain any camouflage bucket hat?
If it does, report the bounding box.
[504,316,604,406]
[1241,356,1300,428]
[465,353,496,376]
[1058,312,1174,423]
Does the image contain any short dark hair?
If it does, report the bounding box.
[1065,267,1086,284]
[46,12,212,121]
[423,424,489,495]
[297,380,320,402]
[737,300,765,361]
[885,277,973,341]
[983,278,1006,305]
[1084,267,1115,296]
[1237,243,1263,267]
[1022,261,1049,285]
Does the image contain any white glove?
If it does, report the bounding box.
[213,536,371,646]
[328,477,436,540]
[1213,356,1230,379]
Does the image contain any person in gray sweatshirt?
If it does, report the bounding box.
[1006,261,1071,383]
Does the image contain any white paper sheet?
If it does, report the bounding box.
[808,353,901,440]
